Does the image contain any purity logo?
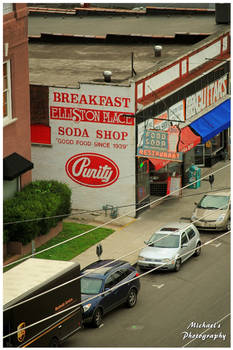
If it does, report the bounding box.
[65,153,120,188]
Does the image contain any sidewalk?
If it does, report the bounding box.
[71,160,230,268]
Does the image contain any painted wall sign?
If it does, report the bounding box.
[153,111,169,130]
[32,84,136,216]
[50,87,134,125]
[168,100,185,123]
[65,153,120,188]
[50,107,134,125]
[186,74,228,119]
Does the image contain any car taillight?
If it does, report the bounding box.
[135,272,140,277]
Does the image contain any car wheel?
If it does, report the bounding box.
[92,308,103,328]
[126,288,137,308]
[194,242,201,256]
[226,219,231,232]
[49,337,60,347]
[174,258,181,272]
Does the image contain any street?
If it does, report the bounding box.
[63,161,230,347]
[65,231,230,347]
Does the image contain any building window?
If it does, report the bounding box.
[3,61,12,126]
[3,178,19,200]
[3,3,13,15]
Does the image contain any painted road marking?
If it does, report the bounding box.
[118,218,137,231]
[211,243,222,248]
[152,284,165,289]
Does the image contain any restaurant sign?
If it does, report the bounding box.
[137,126,183,161]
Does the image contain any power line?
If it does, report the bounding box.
[2,182,230,334]
[4,193,230,312]
[3,162,230,226]
[3,167,150,225]
[4,183,230,225]
[3,229,230,340]
[3,163,230,269]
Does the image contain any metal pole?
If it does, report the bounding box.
[32,240,35,257]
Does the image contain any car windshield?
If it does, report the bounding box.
[148,233,180,248]
[198,195,230,210]
[81,277,103,295]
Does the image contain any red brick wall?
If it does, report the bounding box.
[30,85,49,125]
[3,4,32,188]
[4,221,63,264]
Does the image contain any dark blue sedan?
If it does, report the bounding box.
[80,259,140,327]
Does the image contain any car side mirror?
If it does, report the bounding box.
[182,243,188,248]
[144,240,148,245]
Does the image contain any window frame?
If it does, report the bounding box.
[3,177,20,200]
[3,60,13,127]
[181,232,188,245]
[105,271,122,289]
[118,268,132,281]
[3,3,13,15]
[186,228,196,240]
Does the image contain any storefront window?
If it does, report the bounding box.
[205,140,212,155]
[136,158,150,203]
[150,163,168,181]
[167,162,181,177]
[211,133,223,152]
[204,133,224,154]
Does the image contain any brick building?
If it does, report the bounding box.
[28,5,230,217]
[3,3,33,200]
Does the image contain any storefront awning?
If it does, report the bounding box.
[190,99,230,143]
[3,153,34,180]
[178,126,201,152]
[149,158,171,171]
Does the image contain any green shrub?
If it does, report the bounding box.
[3,180,71,245]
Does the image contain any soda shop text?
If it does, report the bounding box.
[58,126,128,141]
[56,126,129,149]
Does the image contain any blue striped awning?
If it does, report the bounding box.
[190,99,230,143]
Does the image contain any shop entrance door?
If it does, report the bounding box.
[194,144,205,166]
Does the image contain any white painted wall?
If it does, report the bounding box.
[145,63,180,95]
[189,41,221,71]
[32,84,136,217]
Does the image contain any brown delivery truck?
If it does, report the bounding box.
[3,258,83,347]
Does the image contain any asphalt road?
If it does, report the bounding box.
[64,231,230,347]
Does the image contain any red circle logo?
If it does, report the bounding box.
[65,153,120,188]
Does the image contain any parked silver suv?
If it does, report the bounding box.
[137,222,201,272]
